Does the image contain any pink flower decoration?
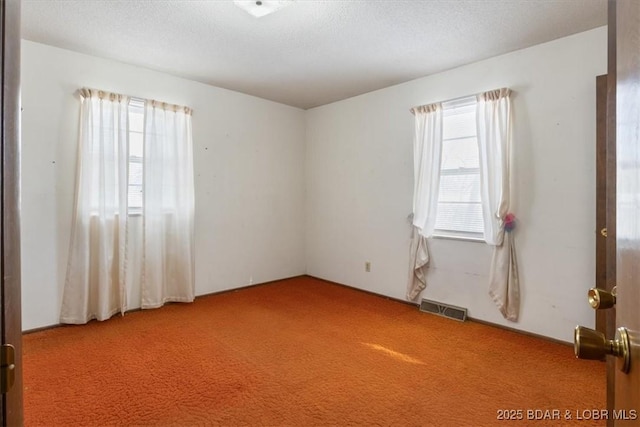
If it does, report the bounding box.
[504,213,516,232]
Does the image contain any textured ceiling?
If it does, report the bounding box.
[21,0,607,109]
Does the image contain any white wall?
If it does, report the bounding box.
[22,27,608,341]
[305,27,607,342]
[21,41,306,331]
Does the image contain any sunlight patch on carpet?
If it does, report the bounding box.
[361,342,425,365]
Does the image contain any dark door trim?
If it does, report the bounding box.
[0,0,22,425]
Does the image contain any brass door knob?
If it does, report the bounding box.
[588,286,616,309]
[574,326,631,373]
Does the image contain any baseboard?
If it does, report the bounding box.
[23,324,63,335]
[195,275,306,299]
[23,274,307,335]
[305,275,420,308]
[24,274,572,348]
[468,316,572,347]
[304,275,571,347]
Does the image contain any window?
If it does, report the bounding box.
[433,97,484,239]
[128,99,144,213]
[64,88,196,322]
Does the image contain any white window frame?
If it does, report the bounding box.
[432,96,484,242]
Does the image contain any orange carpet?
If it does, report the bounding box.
[23,276,604,426]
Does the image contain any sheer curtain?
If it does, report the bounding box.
[476,88,519,321]
[61,89,130,323]
[141,101,195,308]
[407,103,443,300]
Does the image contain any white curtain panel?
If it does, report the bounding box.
[476,88,520,321]
[141,101,195,308]
[407,103,443,301]
[61,89,130,323]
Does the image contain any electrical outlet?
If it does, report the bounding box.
[365,261,371,272]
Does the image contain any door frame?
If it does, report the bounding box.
[606,0,618,421]
[1,0,23,425]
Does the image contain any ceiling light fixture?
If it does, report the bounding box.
[233,0,295,18]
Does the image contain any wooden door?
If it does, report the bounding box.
[595,76,605,322]
[0,0,22,425]
[613,0,640,423]
[596,71,618,426]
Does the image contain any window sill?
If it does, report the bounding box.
[431,232,485,243]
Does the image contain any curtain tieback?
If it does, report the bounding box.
[504,213,516,232]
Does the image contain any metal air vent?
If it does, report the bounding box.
[419,299,467,322]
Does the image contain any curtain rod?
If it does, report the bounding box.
[76,88,194,115]
[409,87,511,115]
